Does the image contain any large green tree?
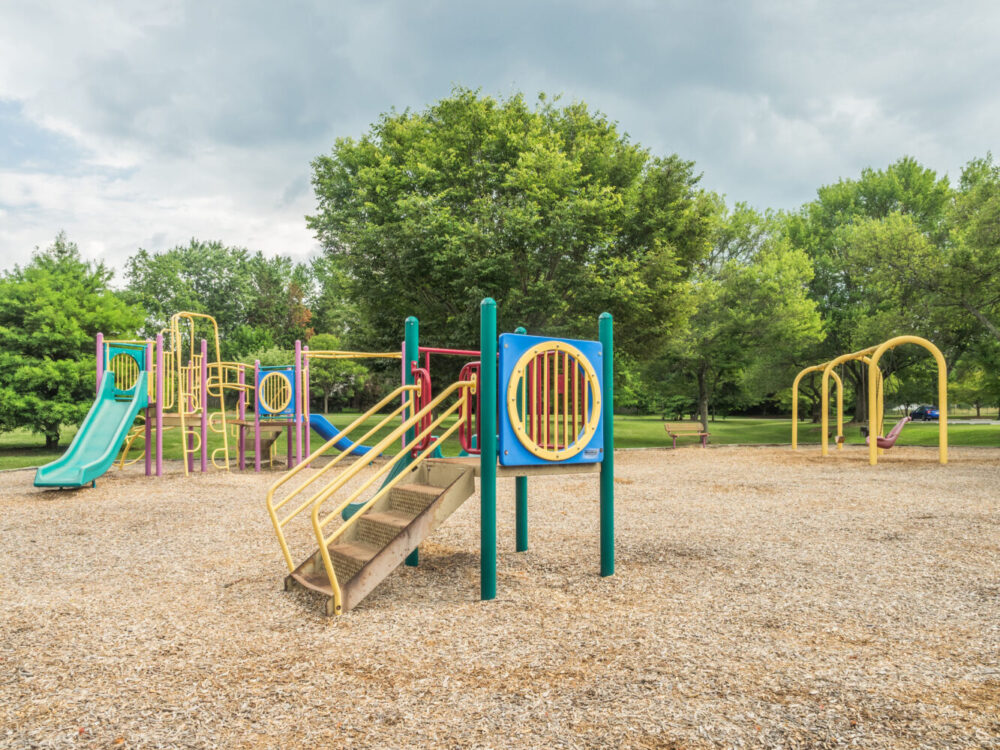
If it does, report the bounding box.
[783,157,957,420]
[659,204,824,428]
[124,240,315,357]
[0,234,144,447]
[947,155,1000,343]
[308,88,713,355]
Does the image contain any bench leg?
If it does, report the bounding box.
[672,436,677,450]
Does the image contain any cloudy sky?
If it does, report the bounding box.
[1,1,998,271]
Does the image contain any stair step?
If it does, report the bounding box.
[355,509,414,549]
[389,483,441,516]
[328,540,380,583]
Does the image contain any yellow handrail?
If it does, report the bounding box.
[117,424,146,469]
[266,384,420,571]
[304,350,402,360]
[206,361,254,398]
[309,380,473,614]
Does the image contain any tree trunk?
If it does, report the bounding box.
[975,403,981,418]
[45,432,59,449]
[697,366,710,431]
[846,363,866,424]
[324,391,330,414]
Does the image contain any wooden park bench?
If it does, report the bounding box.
[663,422,710,449]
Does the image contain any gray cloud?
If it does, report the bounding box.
[1,0,998,270]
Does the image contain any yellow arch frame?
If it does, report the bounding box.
[821,348,885,457]
[867,335,947,466]
[791,365,843,450]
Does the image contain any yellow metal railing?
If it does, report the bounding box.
[311,379,473,614]
[266,378,474,614]
[161,352,176,410]
[267,384,420,572]
[169,312,230,475]
[207,361,254,399]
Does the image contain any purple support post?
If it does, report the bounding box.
[155,334,164,477]
[286,420,293,468]
[238,366,246,471]
[303,346,311,463]
[95,333,104,395]
[294,339,302,467]
[186,365,194,474]
[145,341,153,476]
[200,339,208,472]
[254,360,262,472]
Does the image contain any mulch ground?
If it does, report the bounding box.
[1,445,998,749]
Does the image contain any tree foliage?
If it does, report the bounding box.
[657,205,824,428]
[0,234,144,446]
[308,88,713,354]
[305,333,370,413]
[124,240,315,357]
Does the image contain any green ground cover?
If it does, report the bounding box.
[2,413,996,472]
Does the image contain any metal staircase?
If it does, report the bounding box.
[287,460,474,614]
[267,377,476,615]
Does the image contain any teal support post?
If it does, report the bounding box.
[599,312,615,577]
[480,298,498,600]
[514,325,528,552]
[404,316,420,568]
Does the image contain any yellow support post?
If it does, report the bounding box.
[867,335,948,466]
[821,347,877,456]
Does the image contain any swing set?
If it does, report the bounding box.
[791,335,948,465]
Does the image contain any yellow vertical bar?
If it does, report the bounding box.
[937,350,948,465]
[821,368,830,456]
[522,364,528,427]
[529,360,536,442]
[572,358,579,440]
[835,371,844,451]
[562,352,568,449]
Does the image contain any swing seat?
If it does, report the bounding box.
[865,417,911,450]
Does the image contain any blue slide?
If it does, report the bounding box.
[308,414,374,456]
[35,374,148,489]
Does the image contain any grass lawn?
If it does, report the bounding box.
[2,413,996,472]
[616,415,1000,448]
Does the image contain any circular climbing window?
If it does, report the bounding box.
[505,341,601,462]
[258,371,292,414]
[109,352,140,392]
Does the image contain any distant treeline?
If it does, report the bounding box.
[2,88,998,445]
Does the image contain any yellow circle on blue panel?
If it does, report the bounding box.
[506,341,601,461]
[259,371,292,414]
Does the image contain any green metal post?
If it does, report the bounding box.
[404,316,420,568]
[599,312,614,577]
[480,298,498,600]
[514,325,528,552]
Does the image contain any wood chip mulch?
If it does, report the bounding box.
[1,445,998,749]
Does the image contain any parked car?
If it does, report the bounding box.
[909,405,940,421]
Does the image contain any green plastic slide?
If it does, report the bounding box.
[34,373,149,489]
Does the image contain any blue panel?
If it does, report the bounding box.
[256,366,296,418]
[498,333,604,466]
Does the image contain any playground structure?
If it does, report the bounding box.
[33,309,515,489]
[791,335,948,465]
[34,311,433,488]
[266,299,614,615]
